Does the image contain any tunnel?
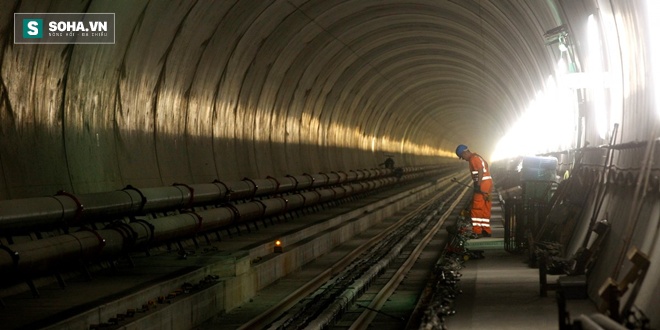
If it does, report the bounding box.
[1,0,659,329]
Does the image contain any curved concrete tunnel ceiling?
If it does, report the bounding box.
[300,0,556,152]
[0,0,564,198]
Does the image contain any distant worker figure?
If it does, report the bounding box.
[455,144,493,238]
[380,156,395,169]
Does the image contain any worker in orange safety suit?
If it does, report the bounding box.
[455,144,493,237]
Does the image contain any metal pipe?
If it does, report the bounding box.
[140,185,193,212]
[149,213,201,244]
[284,194,306,210]
[198,207,236,232]
[1,230,103,277]
[0,196,79,232]
[0,166,448,280]
[261,198,288,218]
[188,182,230,205]
[308,173,330,187]
[96,228,128,258]
[232,201,267,224]
[286,174,314,190]
[0,166,416,234]
[75,190,144,221]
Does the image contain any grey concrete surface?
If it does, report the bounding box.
[444,244,597,330]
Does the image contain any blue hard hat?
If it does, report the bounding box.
[455,144,468,157]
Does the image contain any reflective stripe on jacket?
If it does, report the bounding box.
[468,153,490,184]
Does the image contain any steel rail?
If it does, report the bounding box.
[237,176,459,330]
[348,187,467,330]
[302,184,465,329]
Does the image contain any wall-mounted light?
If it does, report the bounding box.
[274,240,283,253]
[543,25,567,45]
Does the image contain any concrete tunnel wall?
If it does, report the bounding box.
[0,0,569,199]
[2,0,660,327]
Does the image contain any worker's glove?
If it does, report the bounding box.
[484,193,491,202]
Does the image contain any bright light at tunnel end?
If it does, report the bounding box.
[491,75,576,162]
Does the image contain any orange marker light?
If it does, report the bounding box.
[274,240,283,253]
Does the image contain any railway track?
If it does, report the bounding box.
[234,177,469,330]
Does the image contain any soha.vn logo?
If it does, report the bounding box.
[22,18,108,38]
[23,18,42,38]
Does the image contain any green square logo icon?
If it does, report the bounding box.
[23,19,42,38]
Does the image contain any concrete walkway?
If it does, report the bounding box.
[444,228,597,329]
